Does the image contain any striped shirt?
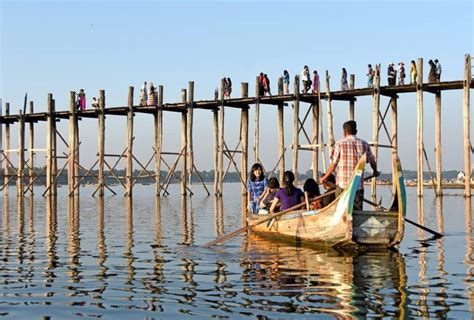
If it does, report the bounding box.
[330,135,376,190]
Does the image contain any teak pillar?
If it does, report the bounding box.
[416,58,424,197]
[463,54,471,197]
[155,85,163,196]
[213,107,219,196]
[312,99,319,180]
[125,86,134,197]
[277,78,285,183]
[28,102,34,194]
[292,75,300,186]
[349,74,355,120]
[390,95,398,193]
[217,79,225,196]
[241,82,249,196]
[17,110,25,197]
[181,89,188,196]
[3,103,9,194]
[435,91,442,196]
[187,81,194,195]
[97,90,105,196]
[254,76,260,163]
[371,71,381,197]
[46,94,54,197]
[325,71,335,156]
[68,92,78,198]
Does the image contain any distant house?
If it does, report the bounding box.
[457,171,465,182]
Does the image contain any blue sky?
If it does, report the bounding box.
[1,0,473,173]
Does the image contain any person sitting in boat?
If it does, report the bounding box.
[303,178,322,210]
[258,177,280,214]
[247,163,268,214]
[270,171,304,213]
[320,173,336,208]
[319,120,379,210]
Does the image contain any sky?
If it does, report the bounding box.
[1,0,473,174]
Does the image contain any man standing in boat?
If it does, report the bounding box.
[319,120,379,209]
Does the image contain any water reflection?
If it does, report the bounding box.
[125,197,135,286]
[97,196,107,283]
[465,198,473,313]
[181,196,194,245]
[242,234,407,318]
[46,195,58,291]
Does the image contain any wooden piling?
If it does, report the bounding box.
[277,77,285,182]
[325,71,335,156]
[155,85,163,196]
[241,82,249,196]
[254,76,260,163]
[46,95,53,197]
[390,95,398,194]
[218,79,225,195]
[292,75,300,185]
[3,103,9,194]
[463,54,471,197]
[98,90,105,196]
[371,66,381,197]
[349,74,355,120]
[435,91,442,196]
[213,108,219,195]
[181,89,187,196]
[28,102,34,194]
[187,81,194,195]
[416,58,424,197]
[312,100,319,180]
[17,110,25,196]
[52,99,57,196]
[68,92,77,197]
[125,86,134,197]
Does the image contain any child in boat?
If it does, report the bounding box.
[303,178,322,209]
[258,177,280,214]
[321,173,336,208]
[269,171,304,213]
[247,163,268,214]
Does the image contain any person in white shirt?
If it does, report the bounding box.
[300,65,310,93]
[434,59,442,82]
[140,81,148,106]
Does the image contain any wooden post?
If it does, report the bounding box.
[416,58,424,197]
[218,79,225,195]
[292,75,300,185]
[155,85,163,196]
[390,95,398,194]
[312,101,319,180]
[349,74,355,120]
[46,94,53,197]
[126,86,134,197]
[463,54,471,197]
[68,92,77,197]
[52,99,57,196]
[187,81,194,195]
[278,77,283,96]
[325,71,335,156]
[17,110,25,197]
[181,89,187,196]
[254,76,260,163]
[318,90,327,172]
[277,77,285,182]
[28,102,34,194]
[3,103,10,194]
[213,108,219,195]
[97,90,105,196]
[241,82,249,196]
[371,66,381,197]
[435,91,442,196]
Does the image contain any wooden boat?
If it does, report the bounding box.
[248,155,407,250]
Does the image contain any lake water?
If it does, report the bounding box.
[0,183,472,319]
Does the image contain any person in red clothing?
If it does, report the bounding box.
[319,120,379,209]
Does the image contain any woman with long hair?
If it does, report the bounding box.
[269,171,304,213]
[247,163,268,214]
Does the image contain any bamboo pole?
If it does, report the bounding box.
[17,110,25,197]
[97,90,105,196]
[254,76,260,163]
[218,79,225,196]
[68,92,76,197]
[46,94,53,197]
[325,71,335,156]
[416,58,424,197]
[213,108,219,195]
[181,89,188,196]
[371,65,381,197]
[349,74,355,120]
[292,75,300,185]
[187,81,194,195]
[312,100,319,180]
[435,91,442,196]
[3,103,9,194]
[241,82,249,196]
[28,102,34,194]
[155,85,163,196]
[463,54,471,197]
[125,86,134,197]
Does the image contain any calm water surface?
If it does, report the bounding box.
[0,183,472,319]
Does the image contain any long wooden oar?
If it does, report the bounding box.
[362,198,443,238]
[201,190,336,248]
